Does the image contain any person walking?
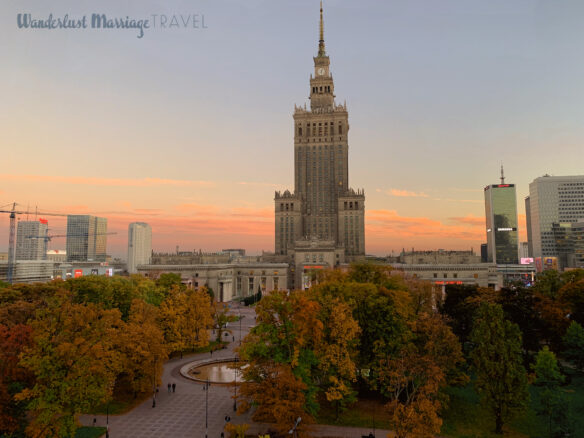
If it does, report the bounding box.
[172,383,176,393]
[167,383,171,394]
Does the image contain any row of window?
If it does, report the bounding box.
[312,85,331,93]
[297,122,344,137]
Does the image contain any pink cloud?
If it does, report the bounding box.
[449,214,485,226]
[0,174,214,188]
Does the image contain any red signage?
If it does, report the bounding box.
[303,265,324,270]
[39,218,48,224]
[74,269,83,278]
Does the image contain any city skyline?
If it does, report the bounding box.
[3,0,584,257]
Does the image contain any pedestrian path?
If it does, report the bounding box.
[80,303,256,438]
[80,302,396,438]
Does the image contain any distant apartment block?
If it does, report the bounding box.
[127,222,152,274]
[526,175,584,269]
[15,219,48,260]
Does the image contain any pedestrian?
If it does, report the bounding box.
[210,348,213,357]
[232,335,235,342]
[172,383,176,393]
[167,383,171,393]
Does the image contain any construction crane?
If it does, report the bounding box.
[0,203,67,283]
[26,231,118,259]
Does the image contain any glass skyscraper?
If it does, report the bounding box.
[66,215,107,262]
[484,172,519,264]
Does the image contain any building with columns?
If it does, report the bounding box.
[275,3,365,288]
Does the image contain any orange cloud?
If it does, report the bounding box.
[365,209,485,254]
[389,189,429,198]
[0,174,214,188]
[449,214,485,226]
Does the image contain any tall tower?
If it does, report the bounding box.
[275,2,365,258]
[128,222,152,274]
[484,166,519,264]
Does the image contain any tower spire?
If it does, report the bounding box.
[500,163,505,184]
[318,1,326,56]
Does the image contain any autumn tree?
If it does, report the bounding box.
[470,303,529,434]
[238,362,312,435]
[158,287,213,353]
[17,292,123,437]
[117,299,168,396]
[378,313,464,438]
[315,298,360,418]
[0,323,33,436]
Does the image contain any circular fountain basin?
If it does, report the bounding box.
[180,358,244,384]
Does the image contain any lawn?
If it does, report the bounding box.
[315,368,584,437]
[441,368,584,438]
[316,397,392,430]
[74,426,106,438]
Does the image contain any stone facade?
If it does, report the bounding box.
[275,4,365,288]
[137,263,289,303]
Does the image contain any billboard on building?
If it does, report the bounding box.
[74,269,83,278]
[520,257,534,265]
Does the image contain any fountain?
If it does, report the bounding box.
[180,358,244,384]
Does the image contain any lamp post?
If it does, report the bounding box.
[239,312,244,345]
[203,378,210,438]
[289,417,302,438]
[106,403,110,438]
[152,357,157,408]
[233,357,238,412]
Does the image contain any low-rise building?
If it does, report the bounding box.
[137,262,289,302]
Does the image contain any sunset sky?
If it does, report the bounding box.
[2,0,584,258]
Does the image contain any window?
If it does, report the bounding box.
[433,273,438,278]
[443,273,448,278]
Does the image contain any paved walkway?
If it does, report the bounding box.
[81,302,256,438]
[81,302,395,438]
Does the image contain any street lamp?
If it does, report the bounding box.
[239,312,245,345]
[288,416,301,438]
[233,357,238,412]
[152,357,157,408]
[106,403,110,438]
[203,378,210,438]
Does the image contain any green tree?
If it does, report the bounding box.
[470,303,529,434]
[156,273,184,290]
[563,321,584,370]
[532,346,567,437]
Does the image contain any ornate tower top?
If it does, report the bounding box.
[309,1,335,110]
[318,1,326,57]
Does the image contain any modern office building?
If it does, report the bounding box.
[66,215,107,262]
[127,222,152,274]
[15,219,48,260]
[274,3,365,287]
[526,175,584,268]
[484,167,519,264]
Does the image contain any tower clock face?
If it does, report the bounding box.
[318,67,325,75]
